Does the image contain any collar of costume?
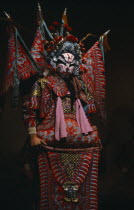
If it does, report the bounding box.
[38,75,68,97]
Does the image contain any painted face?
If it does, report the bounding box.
[56,53,75,78]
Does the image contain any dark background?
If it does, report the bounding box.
[0,0,134,209]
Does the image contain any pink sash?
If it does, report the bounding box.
[55,97,93,141]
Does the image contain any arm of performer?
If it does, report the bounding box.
[23,81,46,146]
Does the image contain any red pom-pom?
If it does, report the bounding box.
[81,47,86,52]
[58,36,63,41]
[50,41,54,45]
[66,35,78,42]
[54,36,63,43]
[42,40,49,45]
[67,26,72,31]
[64,24,68,29]
[75,37,78,42]
[49,26,55,31]
[54,37,59,42]
[79,43,84,47]
[53,21,59,26]
[47,64,52,69]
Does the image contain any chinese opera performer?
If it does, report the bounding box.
[1,4,110,210]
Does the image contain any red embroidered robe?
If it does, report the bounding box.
[23,74,101,210]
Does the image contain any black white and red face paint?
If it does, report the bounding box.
[56,53,76,78]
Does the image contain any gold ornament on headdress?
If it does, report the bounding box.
[60,8,68,36]
[62,8,68,25]
[79,33,96,43]
[100,30,110,52]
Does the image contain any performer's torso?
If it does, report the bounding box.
[36,75,100,148]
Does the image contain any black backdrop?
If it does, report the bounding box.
[0,0,134,209]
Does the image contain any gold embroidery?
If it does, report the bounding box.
[32,88,41,96]
[32,77,48,96]
[84,86,93,100]
[62,97,76,114]
[38,78,48,89]
[60,153,80,178]
[63,108,76,114]
[61,153,80,202]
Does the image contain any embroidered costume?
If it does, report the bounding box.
[1,4,110,209]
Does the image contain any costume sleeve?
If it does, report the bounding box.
[23,81,41,135]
